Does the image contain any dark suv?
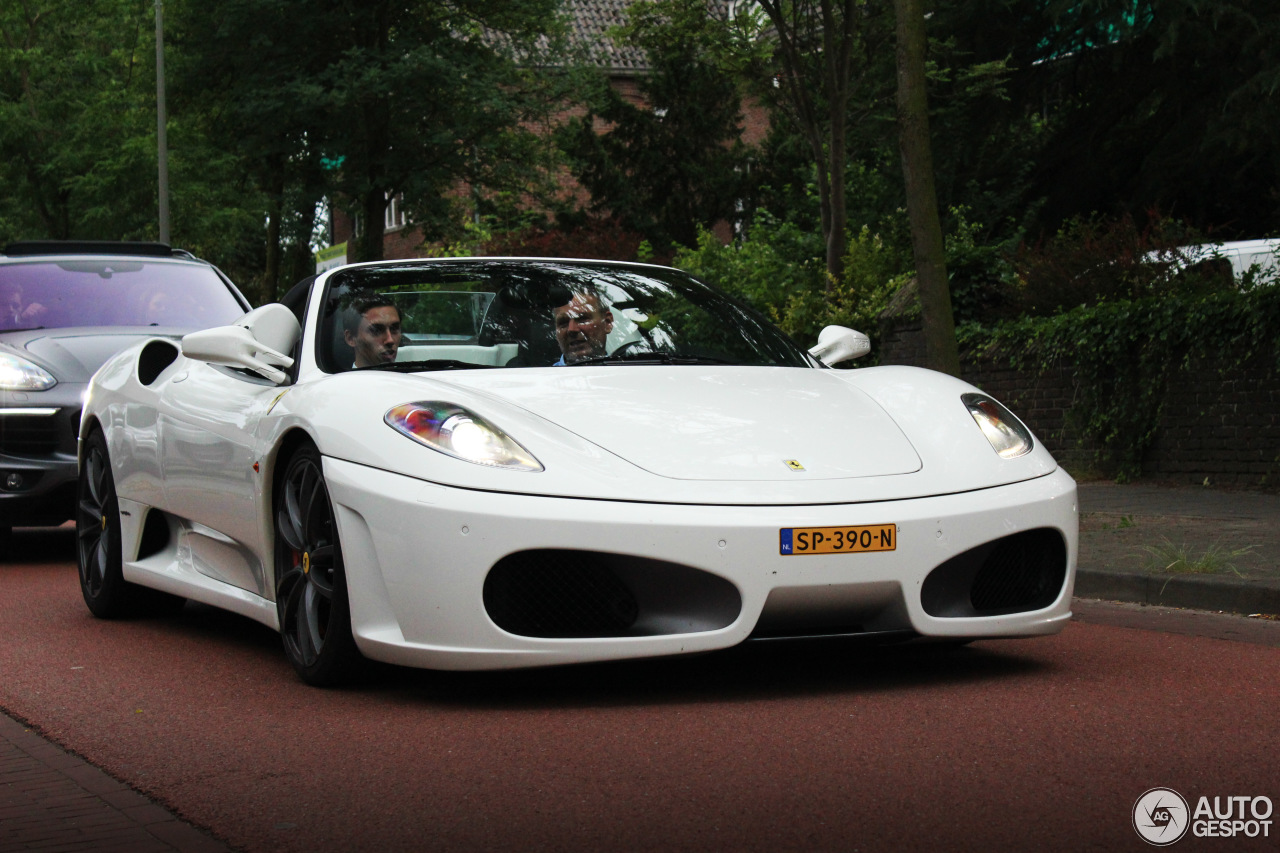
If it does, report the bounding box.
[1,241,250,543]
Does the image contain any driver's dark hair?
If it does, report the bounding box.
[342,291,398,335]
[547,283,604,314]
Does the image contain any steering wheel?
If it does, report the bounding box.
[609,339,647,357]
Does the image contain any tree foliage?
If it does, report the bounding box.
[937,0,1280,241]
[174,0,572,297]
[0,0,158,241]
[733,0,896,281]
[6,0,1280,321]
[0,0,270,286]
[558,0,750,253]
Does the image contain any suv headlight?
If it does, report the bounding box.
[0,352,57,391]
[962,393,1033,458]
[385,402,543,471]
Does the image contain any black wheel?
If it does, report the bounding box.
[274,445,361,686]
[77,431,184,617]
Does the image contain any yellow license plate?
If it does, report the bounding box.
[780,524,897,555]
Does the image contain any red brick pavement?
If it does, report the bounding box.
[0,711,231,853]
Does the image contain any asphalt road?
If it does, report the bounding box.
[3,527,1279,852]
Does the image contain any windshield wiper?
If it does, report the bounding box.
[358,359,493,373]
[567,351,740,366]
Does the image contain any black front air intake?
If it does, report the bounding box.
[484,549,742,639]
[484,550,639,638]
[921,528,1068,618]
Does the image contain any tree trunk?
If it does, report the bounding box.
[825,100,847,285]
[893,0,960,376]
[821,0,855,286]
[264,166,284,304]
[283,200,318,287]
[354,189,387,263]
[756,0,853,285]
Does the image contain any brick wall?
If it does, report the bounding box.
[1144,354,1280,486]
[878,318,1280,488]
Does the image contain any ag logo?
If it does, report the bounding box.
[1134,787,1190,845]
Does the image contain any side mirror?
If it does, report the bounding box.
[808,325,871,366]
[181,303,300,384]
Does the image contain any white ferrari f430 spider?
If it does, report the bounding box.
[77,258,1077,685]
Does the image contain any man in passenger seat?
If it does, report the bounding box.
[552,290,613,365]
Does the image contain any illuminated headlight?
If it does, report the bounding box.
[385,402,543,471]
[962,393,1033,459]
[0,352,56,391]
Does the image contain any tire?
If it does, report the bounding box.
[76,430,185,618]
[274,445,361,686]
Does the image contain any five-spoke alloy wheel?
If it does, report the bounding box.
[275,445,360,685]
[77,430,184,617]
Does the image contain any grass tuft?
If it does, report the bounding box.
[1139,538,1253,578]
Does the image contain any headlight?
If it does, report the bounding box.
[0,352,57,391]
[385,402,543,471]
[962,393,1033,459]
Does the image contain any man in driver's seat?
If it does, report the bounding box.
[345,295,402,367]
[552,290,613,365]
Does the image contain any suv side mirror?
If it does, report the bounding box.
[181,303,299,384]
[809,325,871,366]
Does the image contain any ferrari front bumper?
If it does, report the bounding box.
[323,457,1078,671]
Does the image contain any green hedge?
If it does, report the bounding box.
[958,286,1280,479]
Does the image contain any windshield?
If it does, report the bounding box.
[0,259,245,331]
[318,260,813,372]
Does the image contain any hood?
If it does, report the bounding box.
[436,366,922,481]
[3,326,184,383]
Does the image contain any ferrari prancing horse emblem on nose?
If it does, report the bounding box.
[784,459,805,471]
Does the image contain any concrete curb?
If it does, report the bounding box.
[1075,568,1280,615]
